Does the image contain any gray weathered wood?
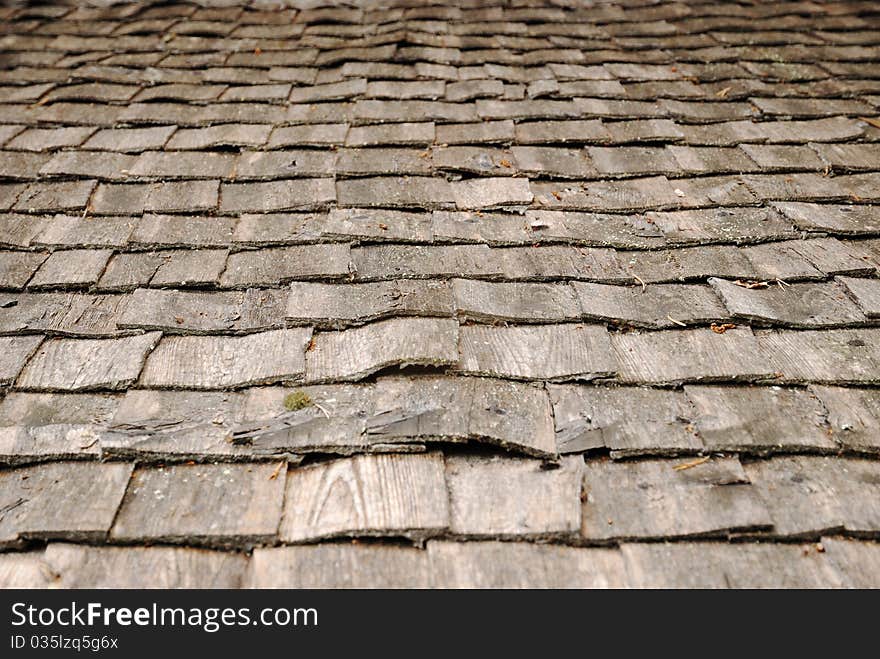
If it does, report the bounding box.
[451,177,532,210]
[221,244,351,287]
[548,384,701,456]
[42,543,248,588]
[612,327,775,385]
[233,384,392,455]
[130,214,237,248]
[103,389,250,461]
[366,375,557,457]
[233,375,556,457]
[352,244,502,281]
[525,210,666,249]
[0,335,43,385]
[445,455,582,538]
[27,249,112,289]
[821,538,880,588]
[622,542,845,588]
[323,208,433,242]
[837,276,880,318]
[498,246,627,281]
[287,280,454,328]
[0,251,48,289]
[582,457,772,541]
[149,249,228,287]
[574,281,728,328]
[140,329,312,389]
[0,551,50,588]
[305,317,458,383]
[247,544,430,588]
[458,324,615,381]
[16,332,160,391]
[797,239,877,277]
[0,392,119,464]
[428,540,626,588]
[117,288,288,334]
[280,452,449,542]
[745,456,880,537]
[452,279,582,323]
[232,213,324,246]
[810,385,880,453]
[685,385,836,451]
[710,277,867,328]
[758,328,880,383]
[0,293,127,336]
[432,210,533,245]
[0,461,133,547]
[32,214,137,248]
[111,462,286,546]
[646,207,796,245]
[96,252,165,291]
[773,201,880,234]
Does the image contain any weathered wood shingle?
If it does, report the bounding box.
[112,463,286,546]
[139,329,312,389]
[305,317,458,383]
[16,332,159,391]
[446,455,582,538]
[582,457,772,541]
[280,452,449,542]
[458,324,616,381]
[0,461,133,547]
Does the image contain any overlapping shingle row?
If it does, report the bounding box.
[1,0,879,588]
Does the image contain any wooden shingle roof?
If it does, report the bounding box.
[1,0,880,588]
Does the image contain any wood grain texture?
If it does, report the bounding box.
[280,452,449,542]
[149,249,228,287]
[140,328,312,389]
[452,279,582,322]
[366,375,557,457]
[549,384,701,456]
[305,317,458,383]
[0,392,119,464]
[684,385,836,452]
[837,276,880,318]
[118,287,288,334]
[352,244,501,281]
[428,540,626,588]
[0,293,127,336]
[821,538,880,588]
[42,543,248,588]
[27,249,112,288]
[0,551,51,588]
[758,328,880,383]
[582,457,772,541]
[0,335,43,385]
[0,251,47,289]
[0,461,133,547]
[612,327,774,385]
[103,389,251,460]
[445,454,582,537]
[248,544,431,589]
[233,375,556,457]
[16,332,159,391]
[112,463,286,546]
[574,281,728,328]
[810,385,880,453]
[458,324,615,381]
[744,456,880,537]
[622,542,845,588]
[220,244,351,287]
[287,280,454,328]
[710,277,867,328]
